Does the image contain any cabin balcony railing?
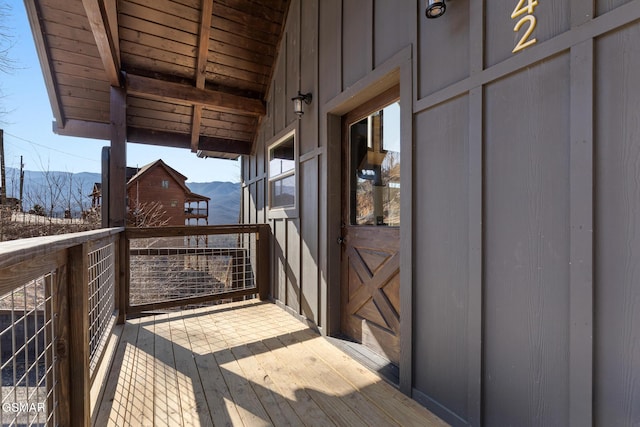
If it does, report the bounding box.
[183,208,208,217]
[0,224,270,426]
[123,225,270,316]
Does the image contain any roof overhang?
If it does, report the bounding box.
[25,0,290,159]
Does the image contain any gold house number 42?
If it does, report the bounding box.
[512,0,538,53]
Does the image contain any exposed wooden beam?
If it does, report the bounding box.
[196,151,241,160]
[126,74,266,117]
[191,0,214,152]
[197,135,252,154]
[82,0,121,86]
[127,127,252,155]
[53,119,111,140]
[53,120,252,155]
[104,0,120,62]
[196,0,213,89]
[191,105,203,152]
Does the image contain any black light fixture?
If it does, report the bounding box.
[426,0,446,19]
[292,91,312,118]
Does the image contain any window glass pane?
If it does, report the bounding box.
[271,175,296,208]
[350,101,401,226]
[269,136,295,178]
[382,103,401,152]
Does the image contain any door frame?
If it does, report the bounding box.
[321,45,413,394]
[340,87,401,364]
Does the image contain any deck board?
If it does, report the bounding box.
[96,300,448,426]
[131,317,155,426]
[262,333,371,427]
[275,331,397,427]
[154,314,183,426]
[244,339,334,427]
[170,315,215,427]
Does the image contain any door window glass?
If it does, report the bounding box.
[349,102,400,226]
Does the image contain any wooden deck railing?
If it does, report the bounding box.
[0,228,123,426]
[0,224,271,426]
[122,225,270,317]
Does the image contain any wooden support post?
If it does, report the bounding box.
[53,265,71,426]
[257,225,270,300]
[68,243,90,426]
[101,147,110,228]
[109,86,126,227]
[115,233,129,325]
[117,233,129,324]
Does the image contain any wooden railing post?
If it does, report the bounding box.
[117,232,128,324]
[53,262,71,426]
[114,233,120,321]
[68,243,90,426]
[257,225,270,301]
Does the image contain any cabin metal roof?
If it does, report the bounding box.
[25,0,290,159]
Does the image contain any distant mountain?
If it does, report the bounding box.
[2,168,99,216]
[2,168,240,224]
[186,181,240,225]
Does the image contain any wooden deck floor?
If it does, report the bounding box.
[95,300,447,426]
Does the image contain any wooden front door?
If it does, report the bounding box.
[340,88,401,364]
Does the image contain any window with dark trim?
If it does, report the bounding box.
[267,126,298,217]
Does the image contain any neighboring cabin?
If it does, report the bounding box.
[127,160,209,226]
[92,160,210,226]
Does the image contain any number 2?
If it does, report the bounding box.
[512,15,537,53]
[511,0,538,19]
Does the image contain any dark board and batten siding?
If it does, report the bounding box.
[414,97,470,422]
[595,22,640,425]
[242,0,322,325]
[484,54,571,425]
[241,0,640,426]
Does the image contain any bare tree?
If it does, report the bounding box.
[127,200,170,227]
[29,166,67,219]
[71,176,89,215]
[1,165,101,241]
[0,2,16,120]
[0,3,14,74]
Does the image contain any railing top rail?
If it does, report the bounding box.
[125,224,268,239]
[0,227,124,270]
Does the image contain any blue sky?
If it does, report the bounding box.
[0,3,240,183]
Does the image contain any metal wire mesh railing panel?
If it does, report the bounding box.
[0,274,58,426]
[129,233,257,307]
[88,242,116,378]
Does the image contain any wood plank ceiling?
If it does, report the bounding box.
[25,0,290,159]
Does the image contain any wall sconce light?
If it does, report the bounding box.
[292,91,312,118]
[426,0,446,19]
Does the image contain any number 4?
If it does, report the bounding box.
[511,0,538,19]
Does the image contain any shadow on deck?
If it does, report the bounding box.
[95,300,447,426]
